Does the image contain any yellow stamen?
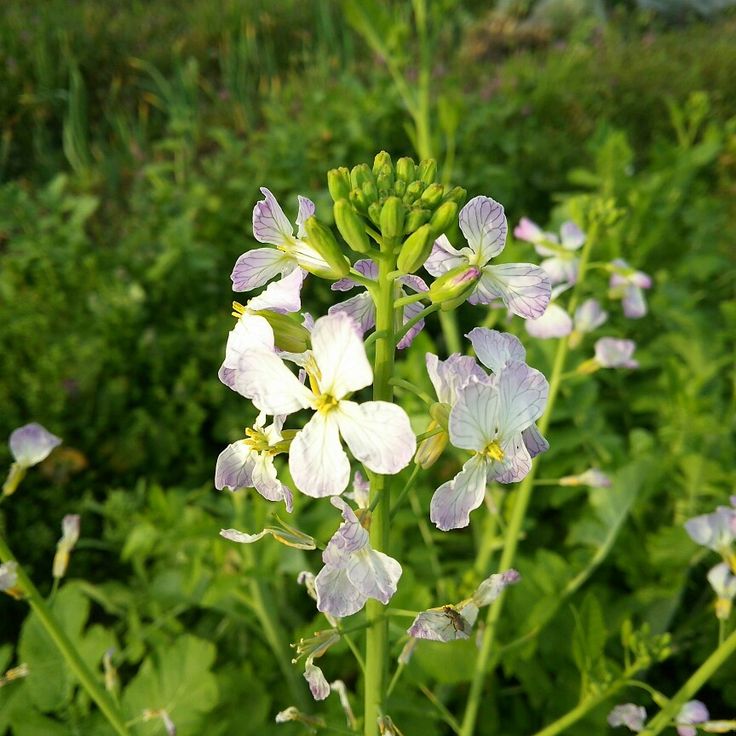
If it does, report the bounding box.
[483,440,505,462]
[315,394,339,414]
[232,301,247,319]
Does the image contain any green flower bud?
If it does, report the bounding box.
[394,179,407,197]
[349,187,369,214]
[362,179,378,205]
[443,185,467,206]
[327,167,351,202]
[417,158,438,185]
[376,171,393,196]
[372,151,393,177]
[255,312,311,354]
[404,207,432,234]
[368,201,383,227]
[429,201,459,238]
[379,196,405,240]
[396,156,416,183]
[428,264,481,309]
[420,183,444,209]
[429,402,451,431]
[396,224,433,274]
[350,163,374,191]
[334,199,371,254]
[303,216,350,279]
[403,180,425,205]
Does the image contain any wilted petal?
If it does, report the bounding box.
[252,453,293,511]
[522,424,549,458]
[290,412,351,498]
[472,263,551,319]
[408,607,473,642]
[329,293,376,335]
[397,301,426,349]
[336,400,416,475]
[574,299,608,334]
[472,569,521,606]
[253,187,295,245]
[220,528,269,544]
[426,352,486,404]
[246,267,305,313]
[607,703,647,732]
[296,195,316,239]
[466,328,526,374]
[347,547,402,604]
[594,338,638,368]
[430,454,488,531]
[231,247,294,292]
[304,661,330,701]
[560,468,612,487]
[9,423,62,468]
[312,312,373,399]
[459,195,507,264]
[495,361,549,436]
[525,303,573,339]
[348,471,370,509]
[315,565,367,617]
[560,221,585,250]
[424,235,467,277]
[449,378,499,452]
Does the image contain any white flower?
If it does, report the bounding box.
[608,703,647,732]
[231,311,416,497]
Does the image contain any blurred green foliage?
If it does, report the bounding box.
[0,1,735,734]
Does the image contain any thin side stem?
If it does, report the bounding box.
[394,303,440,346]
[394,291,427,309]
[0,536,130,736]
[389,378,434,406]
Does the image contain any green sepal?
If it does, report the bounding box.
[303,216,351,278]
[350,163,374,191]
[403,180,425,205]
[429,201,459,237]
[420,183,444,209]
[404,208,432,234]
[428,264,481,308]
[443,185,468,206]
[334,199,372,254]
[256,312,311,353]
[396,224,433,274]
[349,187,369,214]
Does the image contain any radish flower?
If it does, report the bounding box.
[609,258,652,319]
[514,217,585,285]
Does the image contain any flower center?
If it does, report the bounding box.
[315,394,339,414]
[483,440,505,462]
[244,427,271,453]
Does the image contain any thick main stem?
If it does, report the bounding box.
[364,255,397,736]
[0,536,130,736]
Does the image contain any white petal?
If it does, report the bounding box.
[459,195,507,264]
[289,412,351,498]
[472,570,521,606]
[292,239,333,277]
[540,256,578,286]
[425,352,486,404]
[322,497,369,567]
[336,401,416,475]
[231,247,294,291]
[424,235,466,277]
[347,548,402,604]
[214,441,256,491]
[234,347,314,413]
[594,338,638,368]
[315,565,367,617]
[495,361,549,436]
[220,528,269,544]
[448,377,500,452]
[9,423,62,467]
[471,264,551,319]
[295,196,316,239]
[466,328,525,374]
[407,608,473,642]
[223,313,275,369]
[430,454,489,531]
[492,433,532,483]
[574,298,608,333]
[311,312,373,399]
[525,303,573,339]
[252,453,293,511]
[560,221,585,250]
[622,285,647,319]
[247,268,305,313]
[252,187,295,245]
[328,293,376,335]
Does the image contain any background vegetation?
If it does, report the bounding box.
[0,0,734,734]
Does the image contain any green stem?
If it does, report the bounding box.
[394,303,440,346]
[389,378,434,406]
[0,536,130,736]
[394,291,427,309]
[639,627,736,736]
[459,223,598,736]
[438,311,462,354]
[364,252,398,736]
[388,464,421,518]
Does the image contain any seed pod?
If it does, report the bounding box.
[420,183,444,209]
[417,158,438,185]
[404,208,432,234]
[372,150,393,177]
[334,199,371,254]
[428,264,481,308]
[396,224,433,274]
[429,201,459,238]
[379,196,405,240]
[396,156,416,183]
[327,167,351,202]
[303,216,350,278]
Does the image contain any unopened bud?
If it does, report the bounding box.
[429,201,459,238]
[334,199,371,253]
[420,183,444,209]
[443,186,467,206]
[396,156,416,182]
[394,179,407,197]
[372,151,393,177]
[304,217,350,279]
[349,187,369,214]
[403,180,425,205]
[376,170,394,195]
[362,179,378,205]
[397,224,434,274]
[368,201,383,227]
[52,514,81,579]
[404,208,432,234]
[428,265,481,308]
[417,158,437,185]
[327,167,351,202]
[255,312,310,353]
[350,163,374,191]
[380,197,405,240]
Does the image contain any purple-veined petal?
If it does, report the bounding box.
[296,195,316,239]
[215,441,256,491]
[234,347,314,413]
[449,377,500,452]
[424,235,466,277]
[328,293,376,335]
[253,187,295,245]
[495,361,549,436]
[304,661,330,701]
[397,301,425,349]
[247,267,305,313]
[471,263,551,319]
[331,259,378,292]
[560,221,585,250]
[574,298,608,333]
[472,569,521,606]
[459,195,507,264]
[311,312,373,399]
[252,453,293,512]
[9,423,62,467]
[322,497,369,565]
[525,303,573,339]
[336,400,416,475]
[492,433,532,483]
[315,565,367,617]
[289,412,351,498]
[231,247,295,292]
[426,352,486,405]
[430,454,489,531]
[466,327,526,374]
[594,338,638,368]
[522,424,549,458]
[622,285,647,319]
[398,273,428,293]
[407,607,473,642]
[347,548,402,604]
[513,217,544,244]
